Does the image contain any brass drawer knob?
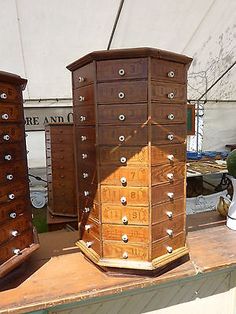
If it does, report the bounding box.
[78,76,85,83]
[83,172,89,178]
[80,115,86,122]
[1,113,9,120]
[168,113,175,120]
[119,135,125,142]
[166,229,173,237]
[167,92,175,99]
[122,234,128,242]
[3,134,10,141]
[86,242,92,248]
[123,252,128,259]
[167,173,174,181]
[120,156,127,164]
[8,193,15,200]
[11,230,19,237]
[83,207,90,213]
[168,71,175,78]
[79,96,85,102]
[4,154,12,161]
[13,248,21,255]
[118,69,125,76]
[167,192,174,199]
[0,93,7,99]
[118,114,126,121]
[9,212,17,219]
[120,177,127,185]
[166,211,173,219]
[82,153,88,159]
[118,92,125,99]
[85,224,91,231]
[122,216,128,224]
[167,246,173,253]
[81,135,87,141]
[167,134,174,141]
[6,174,14,180]
[167,154,174,161]
[84,191,89,196]
[120,196,127,204]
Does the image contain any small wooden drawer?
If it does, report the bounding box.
[0,103,23,122]
[152,124,186,145]
[47,170,74,182]
[45,125,73,136]
[97,103,147,125]
[74,105,95,125]
[152,214,185,241]
[151,81,186,103]
[98,125,148,146]
[0,143,26,164]
[75,126,96,145]
[0,181,28,201]
[0,83,21,103]
[0,198,29,225]
[151,232,186,259]
[100,165,149,186]
[0,213,31,246]
[103,241,149,261]
[73,85,94,106]
[80,217,100,240]
[102,204,149,225]
[151,103,186,124]
[151,180,184,205]
[99,146,148,166]
[79,201,99,222]
[151,163,185,185]
[79,236,101,256]
[48,179,75,191]
[0,125,24,144]
[102,224,149,243]
[152,198,185,224]
[78,185,99,203]
[45,133,72,145]
[151,59,186,83]
[77,164,97,186]
[77,146,96,164]
[73,62,95,88]
[0,228,34,265]
[97,81,147,104]
[97,58,148,81]
[151,144,186,165]
[101,186,149,206]
[0,160,27,185]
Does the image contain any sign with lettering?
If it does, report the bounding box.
[24,106,73,131]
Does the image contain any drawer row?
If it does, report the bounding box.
[73,58,187,88]
[74,103,186,126]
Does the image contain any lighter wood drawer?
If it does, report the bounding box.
[0,125,24,144]
[151,144,186,165]
[102,224,149,243]
[0,83,21,103]
[79,202,99,223]
[0,103,23,123]
[151,81,186,103]
[151,103,186,124]
[77,164,97,186]
[151,163,185,185]
[73,105,95,125]
[45,125,73,136]
[152,214,185,241]
[151,180,184,205]
[152,124,186,145]
[73,62,95,88]
[151,59,186,83]
[73,85,94,106]
[152,198,185,224]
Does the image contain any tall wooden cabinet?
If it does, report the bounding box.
[0,71,39,278]
[67,48,192,271]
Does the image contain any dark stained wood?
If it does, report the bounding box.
[152,124,186,145]
[151,181,184,205]
[73,104,96,125]
[152,198,185,225]
[151,58,186,83]
[102,224,149,243]
[151,162,185,185]
[151,144,186,165]
[72,62,95,89]
[0,124,24,144]
[73,84,95,106]
[151,81,186,103]
[151,103,186,124]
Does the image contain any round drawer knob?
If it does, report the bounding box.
[83,172,89,178]
[1,113,9,120]
[13,248,21,255]
[120,177,127,184]
[79,96,85,102]
[168,71,175,78]
[166,211,173,219]
[83,207,90,213]
[122,216,128,224]
[9,212,17,219]
[82,153,88,159]
[6,174,14,180]
[167,134,174,141]
[118,114,126,121]
[167,246,173,253]
[168,113,175,120]
[168,92,175,99]
[11,230,19,237]
[81,135,87,141]
[122,234,128,242]
[86,242,92,248]
[85,224,91,231]
[80,115,86,122]
[118,92,125,99]
[3,134,10,141]
[84,191,89,196]
[166,229,173,237]
[167,192,174,199]
[119,135,125,142]
[167,173,174,181]
[0,93,7,99]
[167,154,174,161]
[8,193,15,200]
[4,154,12,161]
[118,69,125,76]
[123,252,128,259]
[120,196,127,204]
[78,76,85,83]
[120,156,127,164]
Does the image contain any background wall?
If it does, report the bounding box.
[0,0,236,168]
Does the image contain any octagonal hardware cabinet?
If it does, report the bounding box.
[67,48,192,271]
[0,71,39,278]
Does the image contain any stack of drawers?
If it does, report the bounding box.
[68,48,192,271]
[0,71,39,278]
[45,123,77,217]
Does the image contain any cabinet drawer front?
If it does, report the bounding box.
[0,160,27,185]
[0,213,31,246]
[151,81,186,102]
[97,81,147,104]
[73,85,94,106]
[103,241,149,261]
[151,144,186,165]
[78,186,99,203]
[0,198,29,225]
[103,224,149,243]
[151,59,186,83]
[45,125,73,136]
[80,218,100,241]
[74,105,95,125]
[0,103,23,123]
[98,125,148,146]
[102,204,149,225]
[77,146,96,164]
[0,83,21,103]
[0,143,26,164]
[151,163,185,185]
[0,229,34,265]
[97,58,148,81]
[48,179,75,191]
[152,232,186,259]
[99,146,148,165]
[48,196,76,216]
[73,62,95,88]
[0,125,24,144]
[152,214,185,241]
[151,181,184,205]
[75,126,95,145]
[97,103,147,124]
[80,236,101,255]
[100,166,149,186]
[77,164,97,186]
[0,181,28,201]
[152,198,185,224]
[151,103,186,124]
[79,201,99,222]
[152,124,186,145]
[101,186,149,206]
